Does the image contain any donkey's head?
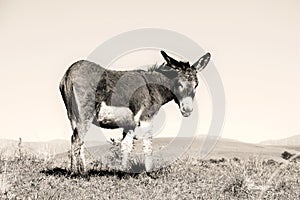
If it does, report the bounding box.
[161,51,211,117]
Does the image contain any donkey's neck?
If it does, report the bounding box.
[143,71,175,105]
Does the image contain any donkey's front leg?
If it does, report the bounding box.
[143,136,153,172]
[121,131,134,170]
[139,120,154,172]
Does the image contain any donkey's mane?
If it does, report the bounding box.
[147,60,192,73]
[146,63,180,80]
[147,63,166,72]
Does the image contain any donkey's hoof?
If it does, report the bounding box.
[70,164,86,176]
[120,161,129,171]
[145,156,153,172]
[78,168,86,175]
[145,163,153,173]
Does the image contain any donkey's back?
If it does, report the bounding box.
[60,60,147,124]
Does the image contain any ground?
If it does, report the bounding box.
[0,144,300,200]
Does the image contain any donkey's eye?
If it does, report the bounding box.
[178,83,183,89]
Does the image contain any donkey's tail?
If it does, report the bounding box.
[59,62,81,129]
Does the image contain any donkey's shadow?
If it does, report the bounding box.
[40,167,160,179]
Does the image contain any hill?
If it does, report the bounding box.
[259,134,300,146]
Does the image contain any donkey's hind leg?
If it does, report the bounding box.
[71,120,92,175]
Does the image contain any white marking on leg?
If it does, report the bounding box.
[143,138,152,154]
[121,132,134,170]
[134,120,154,172]
[143,137,153,172]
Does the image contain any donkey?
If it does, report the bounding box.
[59,50,211,174]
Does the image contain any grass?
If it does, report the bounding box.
[0,150,299,199]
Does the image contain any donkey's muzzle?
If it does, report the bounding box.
[181,107,193,117]
[180,97,193,117]
[181,111,192,117]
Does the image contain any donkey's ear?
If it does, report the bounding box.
[161,51,179,67]
[192,53,211,72]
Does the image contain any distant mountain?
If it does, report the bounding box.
[83,136,287,161]
[260,134,300,146]
[0,136,291,160]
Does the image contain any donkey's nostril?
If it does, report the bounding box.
[183,107,193,113]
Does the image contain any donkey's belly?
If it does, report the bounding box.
[96,102,136,129]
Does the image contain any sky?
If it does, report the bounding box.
[0,0,299,143]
